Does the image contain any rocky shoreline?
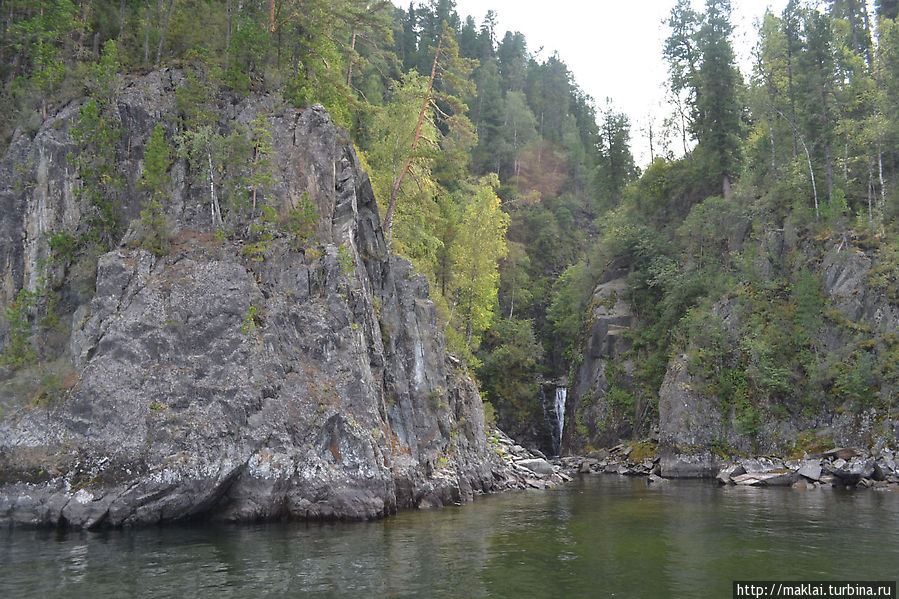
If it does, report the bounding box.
[553,442,899,491]
[488,428,572,489]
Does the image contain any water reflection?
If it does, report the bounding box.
[1,477,897,598]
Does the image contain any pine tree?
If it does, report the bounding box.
[137,122,174,256]
[692,0,744,198]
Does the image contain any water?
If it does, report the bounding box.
[541,386,567,456]
[2,476,898,598]
[554,387,566,453]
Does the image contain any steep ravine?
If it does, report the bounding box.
[0,70,551,528]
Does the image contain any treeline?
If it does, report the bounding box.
[552,0,899,447]
[0,0,636,438]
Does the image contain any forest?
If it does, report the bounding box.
[1,0,897,450]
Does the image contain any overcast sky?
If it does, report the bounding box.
[401,0,791,166]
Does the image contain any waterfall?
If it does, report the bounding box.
[540,384,568,456]
[553,387,567,455]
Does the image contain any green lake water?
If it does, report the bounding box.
[2,475,897,598]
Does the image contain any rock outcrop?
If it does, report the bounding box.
[561,257,641,454]
[657,239,899,477]
[0,71,525,528]
[562,222,897,479]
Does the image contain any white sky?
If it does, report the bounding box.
[404,0,791,166]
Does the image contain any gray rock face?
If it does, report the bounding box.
[0,73,514,528]
[562,257,639,453]
[659,447,722,478]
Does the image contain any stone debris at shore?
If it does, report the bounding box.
[556,442,662,477]
[488,428,572,489]
[551,441,898,492]
[714,446,899,490]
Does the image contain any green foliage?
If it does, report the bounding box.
[607,386,635,411]
[1,289,38,369]
[546,260,595,361]
[833,351,878,407]
[337,244,355,275]
[136,123,174,256]
[447,175,509,354]
[242,205,279,262]
[791,267,825,339]
[284,193,319,250]
[476,317,544,431]
[4,0,899,454]
[224,13,270,95]
[46,230,79,264]
[69,97,121,245]
[241,305,262,335]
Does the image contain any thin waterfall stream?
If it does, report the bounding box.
[552,387,566,456]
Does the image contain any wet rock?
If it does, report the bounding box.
[818,474,840,486]
[660,449,722,478]
[732,471,797,486]
[716,464,746,485]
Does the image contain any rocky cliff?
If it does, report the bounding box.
[564,227,899,479]
[561,257,641,454]
[0,70,527,528]
[657,235,899,477]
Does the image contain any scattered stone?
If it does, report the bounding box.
[824,448,859,461]
[850,457,875,479]
[758,457,785,471]
[716,464,746,485]
[648,474,668,484]
[797,460,822,482]
[587,449,610,461]
[732,471,797,486]
[514,458,555,476]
